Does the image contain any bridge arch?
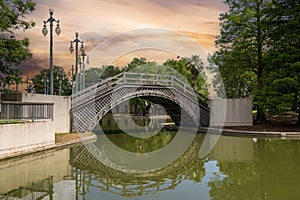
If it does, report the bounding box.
[71,73,210,133]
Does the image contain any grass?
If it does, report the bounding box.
[0,119,23,124]
[55,133,80,143]
[55,132,95,143]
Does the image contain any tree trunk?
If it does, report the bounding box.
[256,107,266,123]
[298,113,300,126]
[254,1,266,124]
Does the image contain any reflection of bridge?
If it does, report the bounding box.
[71,72,210,132]
[0,177,53,200]
[69,134,205,198]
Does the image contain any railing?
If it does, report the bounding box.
[72,72,209,107]
[0,101,54,123]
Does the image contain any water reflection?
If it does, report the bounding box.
[208,138,300,200]
[0,148,71,200]
[1,117,300,199]
[70,133,205,198]
[0,177,53,200]
[91,116,197,173]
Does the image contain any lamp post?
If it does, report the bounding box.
[79,42,89,90]
[42,9,61,95]
[69,65,75,84]
[69,32,84,82]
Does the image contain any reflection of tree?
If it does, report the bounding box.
[106,130,175,153]
[255,139,300,200]
[208,139,300,200]
[100,117,175,153]
[209,162,262,200]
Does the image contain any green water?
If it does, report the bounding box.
[1,118,300,200]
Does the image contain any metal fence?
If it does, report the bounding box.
[0,101,54,122]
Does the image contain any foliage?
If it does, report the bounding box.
[211,0,300,122]
[123,57,152,72]
[211,50,257,98]
[164,56,208,97]
[129,98,151,116]
[256,0,300,115]
[0,0,35,90]
[84,65,122,87]
[31,66,72,96]
[212,0,270,97]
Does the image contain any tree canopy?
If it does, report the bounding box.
[31,66,72,96]
[212,0,300,122]
[0,0,36,91]
[256,0,300,116]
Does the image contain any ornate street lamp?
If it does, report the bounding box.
[42,9,61,95]
[69,65,75,84]
[69,32,84,81]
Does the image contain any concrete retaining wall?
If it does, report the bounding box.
[0,121,55,158]
[0,93,71,159]
[210,98,253,126]
[22,93,71,133]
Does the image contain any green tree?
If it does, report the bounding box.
[256,0,300,123]
[212,0,272,122]
[0,0,35,91]
[84,67,103,87]
[123,57,150,72]
[101,65,122,79]
[84,65,122,87]
[31,66,72,96]
[164,56,208,97]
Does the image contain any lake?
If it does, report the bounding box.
[1,117,300,200]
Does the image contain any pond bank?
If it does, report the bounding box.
[0,133,96,161]
[201,127,300,138]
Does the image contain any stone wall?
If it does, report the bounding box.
[22,93,71,133]
[210,98,253,127]
[0,121,55,158]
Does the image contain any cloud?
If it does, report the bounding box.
[145,0,226,11]
[14,0,227,79]
[87,28,210,68]
[19,56,47,78]
[179,31,218,52]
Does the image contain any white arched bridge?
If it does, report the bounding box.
[71,72,210,133]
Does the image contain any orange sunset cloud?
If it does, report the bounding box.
[16,0,227,78]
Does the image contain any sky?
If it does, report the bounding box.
[16,0,228,79]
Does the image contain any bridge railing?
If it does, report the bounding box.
[72,73,124,107]
[72,72,209,108]
[120,73,208,105]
